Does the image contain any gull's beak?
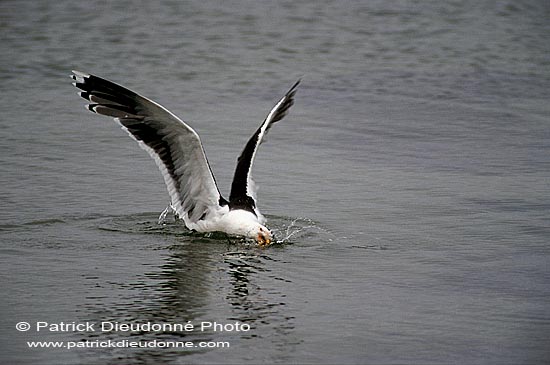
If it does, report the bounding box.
[257,233,272,246]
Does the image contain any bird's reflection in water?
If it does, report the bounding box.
[78,237,217,364]
[224,251,285,323]
[221,247,301,365]
[78,235,299,364]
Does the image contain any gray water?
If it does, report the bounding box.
[1,1,549,364]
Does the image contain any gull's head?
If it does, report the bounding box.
[252,225,272,246]
[227,210,273,246]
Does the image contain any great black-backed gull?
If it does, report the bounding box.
[71,71,300,246]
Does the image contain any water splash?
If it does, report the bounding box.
[271,216,334,244]
[157,204,176,225]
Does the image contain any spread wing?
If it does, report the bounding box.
[229,80,300,215]
[71,71,227,225]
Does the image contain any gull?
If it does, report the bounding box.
[71,71,300,245]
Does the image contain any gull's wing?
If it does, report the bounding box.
[229,80,300,215]
[71,71,227,224]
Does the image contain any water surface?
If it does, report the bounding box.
[1,1,549,364]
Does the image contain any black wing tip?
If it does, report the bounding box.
[287,78,301,95]
[268,78,300,123]
[71,70,142,114]
[71,70,89,78]
[283,78,301,104]
[71,70,92,94]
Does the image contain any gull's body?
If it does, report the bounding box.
[71,71,299,245]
